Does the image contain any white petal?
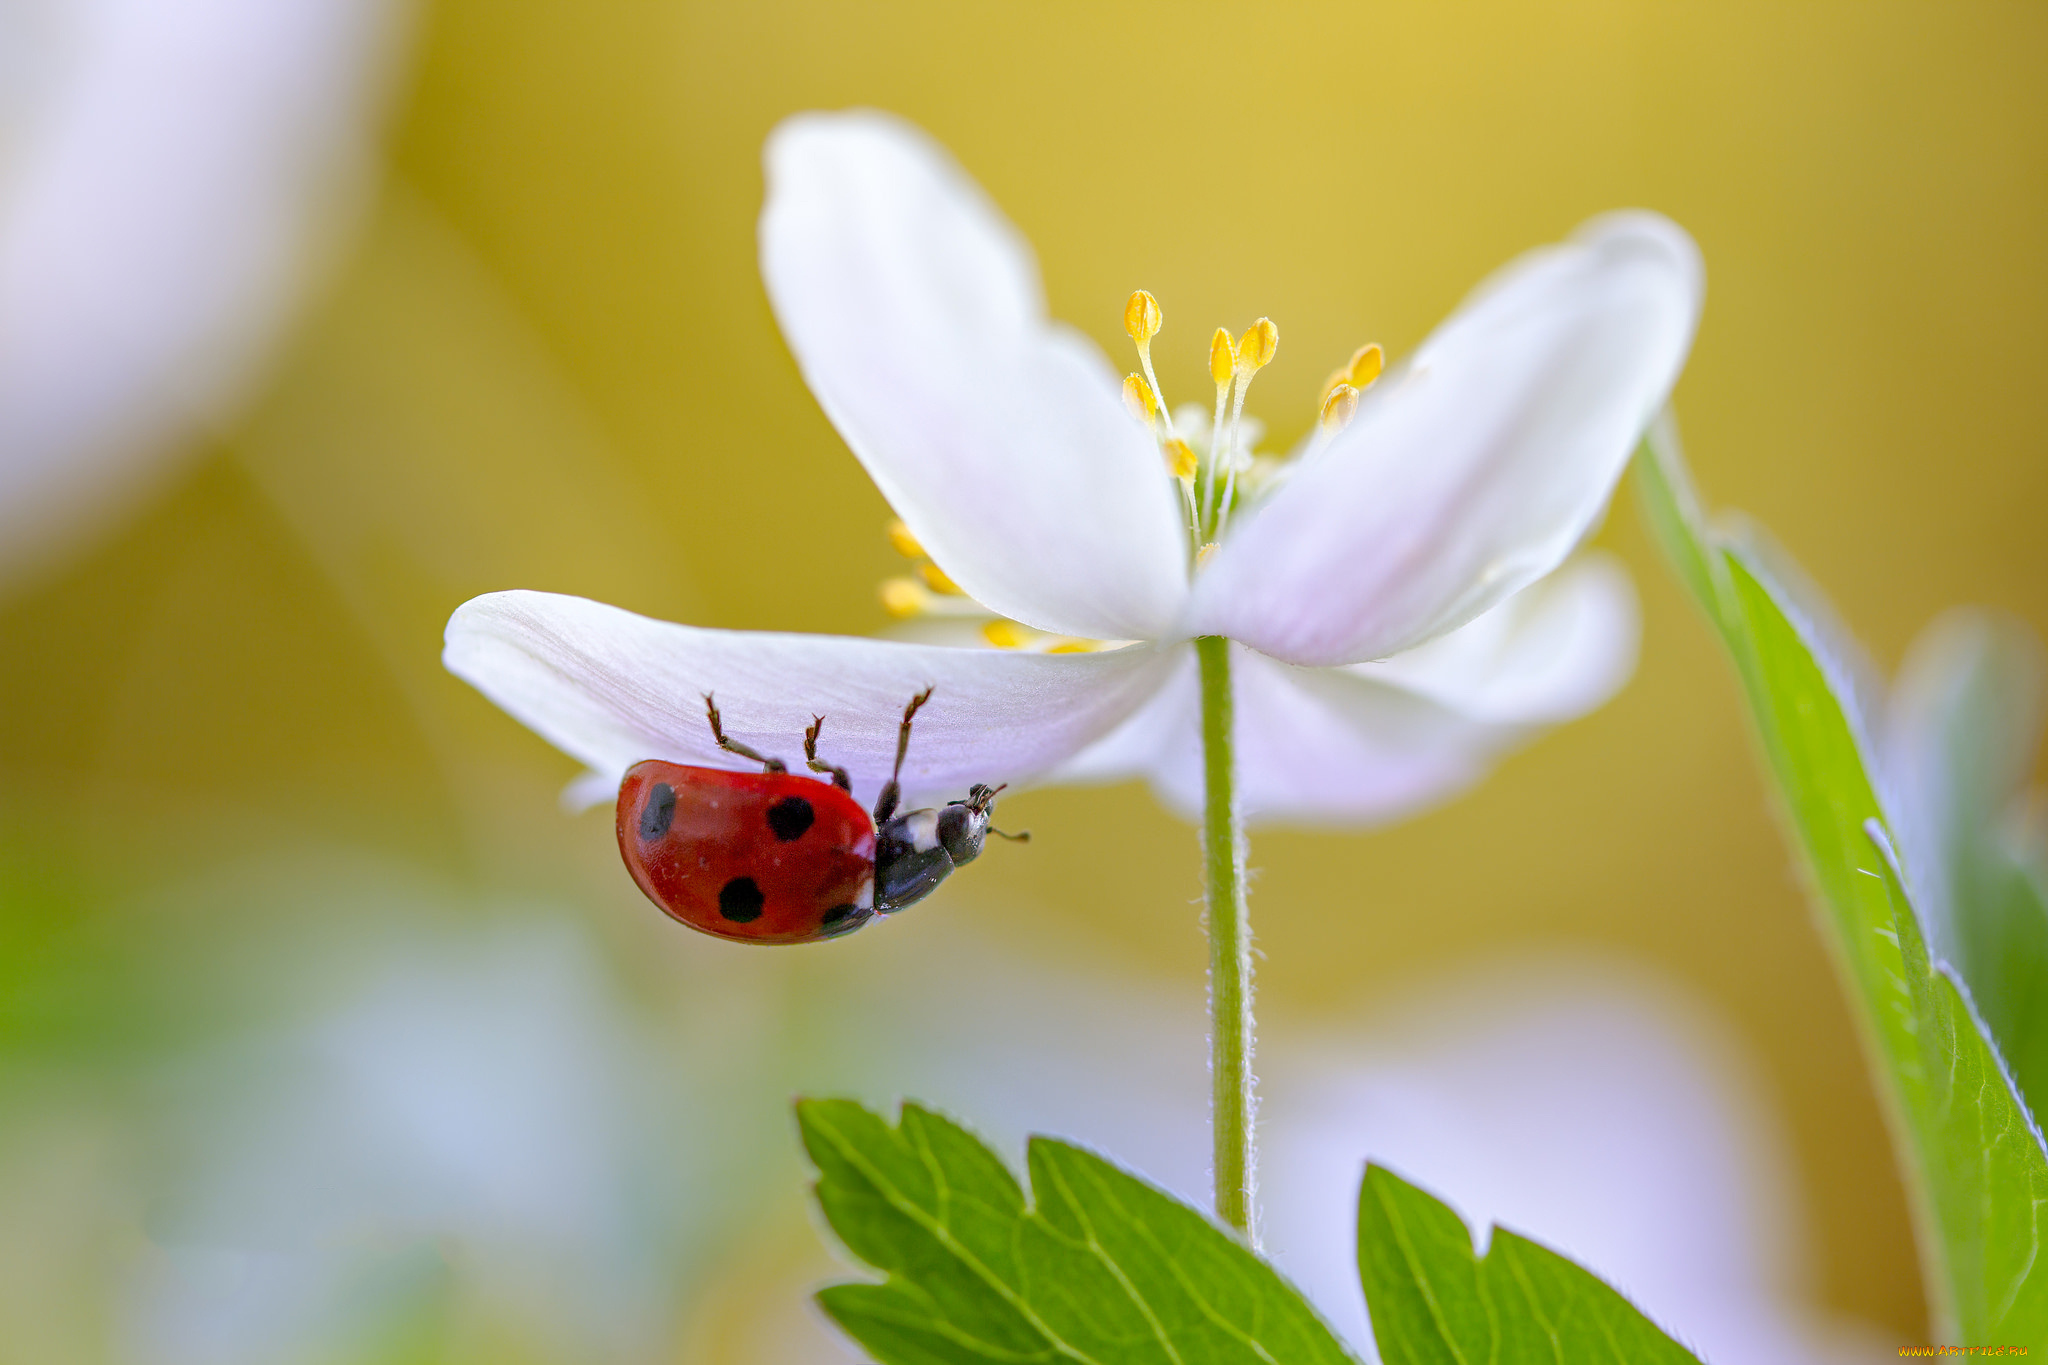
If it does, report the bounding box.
[444,591,1179,811]
[1186,212,1701,666]
[1350,553,1638,725]
[1054,644,1535,827]
[0,0,401,588]
[760,111,1188,641]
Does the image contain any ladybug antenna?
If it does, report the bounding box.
[967,781,1024,839]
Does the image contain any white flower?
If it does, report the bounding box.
[445,110,1701,825]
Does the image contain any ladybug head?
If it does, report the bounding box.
[936,783,1013,866]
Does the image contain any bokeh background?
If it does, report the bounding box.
[3,1,2043,1359]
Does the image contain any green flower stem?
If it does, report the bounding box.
[1196,632,1255,1242]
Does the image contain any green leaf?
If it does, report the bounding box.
[1887,611,2048,1118]
[1355,1164,1702,1364]
[1866,819,2048,1342]
[798,1097,1361,1365]
[1633,427,2048,1345]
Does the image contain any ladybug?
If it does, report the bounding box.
[614,688,1024,944]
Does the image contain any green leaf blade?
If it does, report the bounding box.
[1486,1232,1699,1365]
[1866,823,2048,1343]
[1888,610,2048,1118]
[800,1100,1051,1357]
[1030,1139,1357,1365]
[1355,1165,1490,1365]
[1356,1165,1700,1365]
[801,1098,1360,1365]
[1632,431,2048,1344]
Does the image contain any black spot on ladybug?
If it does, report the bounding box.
[640,783,675,841]
[766,795,815,842]
[718,876,765,922]
[820,902,860,925]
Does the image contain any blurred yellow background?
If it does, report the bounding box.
[3,0,2044,1356]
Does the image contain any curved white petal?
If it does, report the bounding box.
[1186,212,1702,666]
[444,591,1179,811]
[0,0,402,588]
[761,111,1188,642]
[1054,644,1537,827]
[1351,552,1639,725]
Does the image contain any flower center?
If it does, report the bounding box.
[1120,290,1383,561]
[869,293,1386,650]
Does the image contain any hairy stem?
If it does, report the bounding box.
[1196,633,1255,1242]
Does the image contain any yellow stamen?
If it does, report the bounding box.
[880,578,926,618]
[1323,343,1385,405]
[1122,373,1158,426]
[1209,328,1237,387]
[1347,342,1384,389]
[1195,541,1220,567]
[1045,639,1098,654]
[1124,290,1162,343]
[1319,382,1360,434]
[1163,437,1198,480]
[885,518,924,559]
[1125,290,1178,442]
[1236,317,1278,373]
[982,620,1035,649]
[1210,318,1274,531]
[917,560,963,595]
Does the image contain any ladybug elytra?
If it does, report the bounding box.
[615,688,1023,944]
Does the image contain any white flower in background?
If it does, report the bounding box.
[445,110,1701,824]
[0,0,406,589]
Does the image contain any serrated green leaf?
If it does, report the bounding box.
[1633,427,2048,1345]
[798,1097,1360,1365]
[1355,1164,1702,1364]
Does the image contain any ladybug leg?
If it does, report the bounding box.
[703,693,787,773]
[872,686,933,824]
[803,715,853,792]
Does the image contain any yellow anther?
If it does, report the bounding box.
[1045,639,1098,654]
[1122,373,1158,425]
[917,560,964,595]
[1236,318,1278,373]
[1209,328,1237,386]
[982,620,1035,649]
[880,578,927,618]
[1195,541,1221,568]
[885,518,924,559]
[1319,382,1360,433]
[1163,437,1198,480]
[1321,345,1384,406]
[1124,290,1162,343]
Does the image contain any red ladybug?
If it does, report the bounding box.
[615,688,1023,945]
